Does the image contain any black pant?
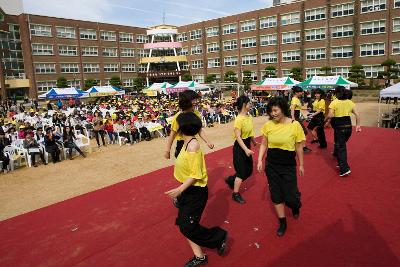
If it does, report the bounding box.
[0,154,9,170]
[232,138,253,180]
[175,186,226,249]
[265,163,301,210]
[29,151,45,165]
[64,142,84,158]
[93,130,106,146]
[334,127,352,173]
[175,140,185,158]
[139,127,151,140]
[46,145,60,163]
[308,113,327,148]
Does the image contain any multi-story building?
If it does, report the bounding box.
[1,0,400,98]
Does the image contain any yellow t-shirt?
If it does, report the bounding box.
[261,120,306,151]
[174,149,208,187]
[233,114,255,140]
[171,110,202,141]
[312,99,326,114]
[291,96,302,111]
[329,99,355,117]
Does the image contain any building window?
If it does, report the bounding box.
[191,44,203,55]
[32,44,53,55]
[332,67,350,77]
[282,50,301,62]
[261,53,278,64]
[68,79,81,88]
[331,24,354,38]
[104,63,119,72]
[121,63,135,72]
[30,24,52,37]
[331,3,354,17]
[138,64,147,73]
[177,32,188,42]
[242,71,258,82]
[240,20,256,32]
[80,29,97,40]
[191,60,203,69]
[190,29,202,40]
[260,34,277,46]
[206,27,219,37]
[241,37,257,48]
[208,58,220,68]
[393,18,400,32]
[100,31,116,41]
[178,47,189,56]
[361,0,386,13]
[223,23,237,35]
[119,32,133,43]
[392,41,400,54]
[120,48,135,57]
[360,43,385,56]
[241,54,257,65]
[81,46,98,56]
[56,26,76,39]
[37,81,56,92]
[58,45,77,56]
[395,0,400,8]
[223,40,237,50]
[122,78,134,87]
[136,34,148,43]
[180,62,189,70]
[305,28,326,41]
[260,16,277,29]
[192,75,204,83]
[83,63,100,73]
[305,7,326,21]
[331,46,353,58]
[361,20,386,35]
[364,65,384,77]
[281,12,300,25]
[206,43,220,53]
[35,63,56,74]
[306,48,326,60]
[102,47,118,57]
[224,56,238,66]
[138,49,149,57]
[282,31,301,44]
[60,63,79,73]
[306,68,323,78]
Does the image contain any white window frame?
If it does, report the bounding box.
[282,50,301,62]
[282,31,301,44]
[331,46,353,58]
[305,28,326,41]
[241,54,257,65]
[136,34,148,43]
[260,16,277,29]
[360,20,386,35]
[191,44,203,55]
[393,18,400,32]
[223,40,237,51]
[191,60,204,69]
[35,63,56,74]
[81,46,98,56]
[179,47,189,56]
[83,63,100,73]
[361,0,386,13]
[177,32,188,42]
[121,63,135,72]
[207,43,220,53]
[37,81,56,92]
[119,32,134,43]
[223,23,237,35]
[260,34,277,46]
[392,40,400,54]
[261,53,278,64]
[331,24,354,38]
[360,43,385,57]
[224,56,238,66]
[332,66,350,78]
[281,12,301,25]
[306,48,326,60]
[32,43,53,55]
[240,20,256,32]
[207,58,220,68]
[395,0,400,8]
[30,24,52,37]
[206,27,219,37]
[103,63,119,72]
[60,63,79,73]
[80,29,97,40]
[305,7,327,22]
[100,31,116,41]
[331,2,355,18]
[306,68,323,78]
[241,37,257,48]
[363,65,384,78]
[58,45,77,56]
[120,48,135,57]
[190,29,202,40]
[102,47,118,57]
[56,26,76,39]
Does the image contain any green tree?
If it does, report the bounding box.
[348,64,366,87]
[242,70,253,90]
[133,77,145,93]
[56,76,68,88]
[263,66,277,78]
[320,66,332,76]
[84,79,98,90]
[290,67,303,81]
[378,59,399,87]
[224,70,238,83]
[205,74,217,83]
[181,73,192,81]
[109,75,121,87]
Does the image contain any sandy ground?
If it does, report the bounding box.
[0,101,383,221]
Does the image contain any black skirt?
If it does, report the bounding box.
[307,112,324,130]
[232,137,253,181]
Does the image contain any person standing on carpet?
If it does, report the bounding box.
[290,86,312,153]
[325,87,361,177]
[165,112,228,267]
[225,95,257,204]
[164,90,214,160]
[257,97,305,237]
[307,89,327,148]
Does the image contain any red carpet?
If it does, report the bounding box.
[1,127,400,267]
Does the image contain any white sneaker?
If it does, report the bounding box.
[339,170,351,177]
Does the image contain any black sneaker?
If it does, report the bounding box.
[232,192,245,204]
[217,231,228,256]
[184,255,208,267]
[303,147,312,153]
[224,176,234,190]
[339,169,351,177]
[277,217,287,237]
[292,207,300,219]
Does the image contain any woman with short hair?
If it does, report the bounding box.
[63,125,86,160]
[165,112,228,267]
[307,89,327,148]
[257,97,305,237]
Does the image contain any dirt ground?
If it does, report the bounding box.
[0,101,383,221]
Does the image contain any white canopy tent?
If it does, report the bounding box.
[378,83,400,127]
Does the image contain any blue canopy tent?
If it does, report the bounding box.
[84,86,124,97]
[38,87,87,99]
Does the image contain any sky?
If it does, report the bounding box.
[22,0,273,27]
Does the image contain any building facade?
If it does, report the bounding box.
[1,0,400,97]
